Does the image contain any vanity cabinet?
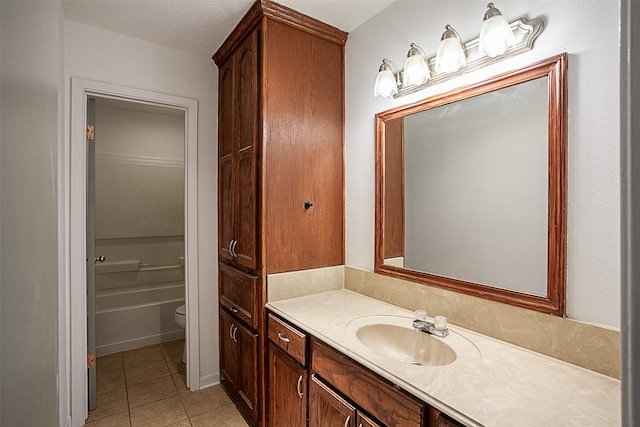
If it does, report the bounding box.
[214,0,347,424]
[267,312,468,427]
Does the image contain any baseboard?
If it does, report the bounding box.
[199,372,221,390]
[96,330,185,356]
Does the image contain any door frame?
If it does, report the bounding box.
[67,77,200,424]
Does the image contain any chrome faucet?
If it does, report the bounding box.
[412,310,449,338]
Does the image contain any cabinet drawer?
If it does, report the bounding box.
[311,337,426,427]
[268,313,307,366]
[219,263,260,330]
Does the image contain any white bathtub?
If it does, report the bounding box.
[95,282,185,356]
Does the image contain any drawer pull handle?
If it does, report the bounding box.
[277,332,290,343]
[229,323,235,339]
[232,325,238,343]
[231,240,238,258]
[296,375,303,398]
[228,240,233,256]
[344,415,351,427]
[231,307,239,313]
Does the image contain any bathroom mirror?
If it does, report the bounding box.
[375,54,567,316]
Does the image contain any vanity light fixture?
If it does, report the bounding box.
[373,58,401,98]
[479,3,516,57]
[435,25,466,73]
[373,3,544,98]
[403,43,430,86]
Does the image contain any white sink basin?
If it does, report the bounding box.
[346,315,480,368]
[356,323,457,366]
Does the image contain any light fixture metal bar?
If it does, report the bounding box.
[395,17,544,98]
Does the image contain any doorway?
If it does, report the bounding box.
[68,78,200,425]
[87,96,188,408]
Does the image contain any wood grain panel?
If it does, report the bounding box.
[263,18,345,274]
[219,263,260,329]
[218,62,235,262]
[268,313,307,366]
[309,373,356,427]
[268,343,308,427]
[234,29,260,271]
[383,117,405,260]
[311,337,426,427]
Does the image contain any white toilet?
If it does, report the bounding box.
[174,304,187,364]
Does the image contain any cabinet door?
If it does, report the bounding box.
[218,58,236,263]
[217,28,259,271]
[236,318,259,421]
[219,309,238,390]
[309,374,356,427]
[268,343,308,427]
[233,28,259,271]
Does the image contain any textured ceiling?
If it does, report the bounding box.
[62,0,395,56]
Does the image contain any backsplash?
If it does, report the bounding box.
[267,266,344,302]
[267,265,620,379]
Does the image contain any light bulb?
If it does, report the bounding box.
[435,25,466,73]
[479,3,515,57]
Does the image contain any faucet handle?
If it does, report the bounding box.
[434,315,448,331]
[415,310,427,321]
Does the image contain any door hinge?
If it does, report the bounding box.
[87,124,95,140]
[87,353,96,368]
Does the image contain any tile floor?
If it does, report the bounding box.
[86,340,250,427]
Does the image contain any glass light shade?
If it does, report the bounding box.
[374,68,398,98]
[403,47,430,86]
[435,36,466,73]
[479,4,515,57]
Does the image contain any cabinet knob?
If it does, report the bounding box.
[344,415,351,427]
[304,200,314,210]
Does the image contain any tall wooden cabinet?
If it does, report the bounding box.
[213,1,347,425]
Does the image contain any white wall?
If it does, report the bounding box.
[65,20,219,383]
[0,1,64,425]
[95,102,185,239]
[346,0,621,328]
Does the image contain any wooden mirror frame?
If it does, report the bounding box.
[374,53,567,316]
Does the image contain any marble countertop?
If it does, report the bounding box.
[266,289,620,427]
